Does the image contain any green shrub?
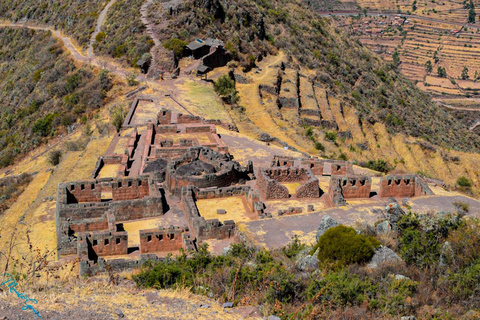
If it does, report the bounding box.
[314,141,325,152]
[95,31,106,43]
[163,38,188,58]
[364,159,392,173]
[312,225,380,266]
[457,176,472,187]
[325,131,337,142]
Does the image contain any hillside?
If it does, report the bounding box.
[0,0,105,47]
[0,27,113,168]
[148,0,480,152]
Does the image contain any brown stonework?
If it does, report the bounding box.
[379,174,434,198]
[256,166,320,199]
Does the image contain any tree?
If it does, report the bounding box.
[412,0,417,11]
[462,66,469,80]
[214,74,238,104]
[437,66,447,78]
[425,60,433,73]
[468,0,476,23]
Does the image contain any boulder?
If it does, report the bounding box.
[296,254,319,271]
[386,198,405,231]
[316,215,339,241]
[376,220,391,235]
[222,302,234,308]
[368,246,402,268]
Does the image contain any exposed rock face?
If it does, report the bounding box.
[316,215,339,241]
[368,246,402,268]
[195,0,225,21]
[386,198,405,231]
[296,254,319,271]
[376,220,391,235]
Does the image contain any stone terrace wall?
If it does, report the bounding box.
[79,254,161,277]
[379,175,434,198]
[177,114,203,124]
[140,227,186,253]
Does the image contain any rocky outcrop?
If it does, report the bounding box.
[368,246,402,268]
[316,215,339,241]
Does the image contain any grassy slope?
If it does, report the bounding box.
[157,0,480,152]
[0,28,113,168]
[94,0,153,67]
[0,0,105,47]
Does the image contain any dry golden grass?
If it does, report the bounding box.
[175,80,231,122]
[196,197,252,223]
[97,164,120,178]
[281,182,302,194]
[122,218,162,247]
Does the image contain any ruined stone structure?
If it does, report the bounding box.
[141,108,229,175]
[56,176,165,257]
[56,98,438,277]
[328,175,372,206]
[379,174,434,198]
[181,187,236,242]
[271,155,354,176]
[166,147,253,196]
[257,166,320,199]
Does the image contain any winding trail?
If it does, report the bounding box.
[0,21,129,78]
[88,0,118,58]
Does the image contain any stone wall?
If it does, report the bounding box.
[177,114,203,124]
[379,175,434,198]
[181,187,236,242]
[166,147,251,196]
[79,255,161,277]
[257,166,320,199]
[77,230,128,258]
[158,108,172,124]
[195,185,265,216]
[140,227,186,253]
[56,176,165,258]
[270,155,354,176]
[329,175,372,199]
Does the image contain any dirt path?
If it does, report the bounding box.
[0,21,130,78]
[88,0,117,58]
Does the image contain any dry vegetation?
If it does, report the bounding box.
[94,0,154,67]
[0,0,105,47]
[0,28,114,168]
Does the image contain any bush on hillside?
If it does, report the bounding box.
[312,225,380,266]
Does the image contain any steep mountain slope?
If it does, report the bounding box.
[0,28,113,168]
[149,0,480,152]
[0,0,105,47]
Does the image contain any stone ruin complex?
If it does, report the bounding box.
[55,103,436,276]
